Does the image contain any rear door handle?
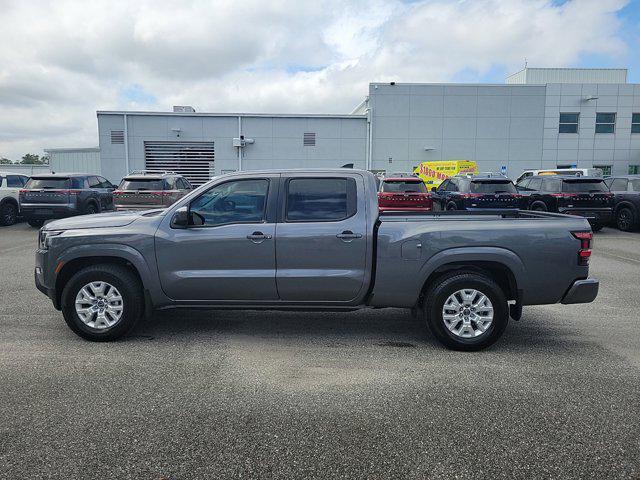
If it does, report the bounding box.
[247,231,272,242]
[336,230,363,241]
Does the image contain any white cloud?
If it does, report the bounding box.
[0,0,630,159]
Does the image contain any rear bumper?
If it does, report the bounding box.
[21,203,78,219]
[560,208,613,224]
[561,278,599,305]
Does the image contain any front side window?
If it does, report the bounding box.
[286,178,356,222]
[559,113,579,133]
[190,179,268,227]
[88,176,102,188]
[595,113,616,134]
[632,113,640,134]
[630,179,640,192]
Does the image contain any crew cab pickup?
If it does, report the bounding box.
[34,169,599,351]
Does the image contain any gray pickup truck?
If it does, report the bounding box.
[34,169,599,350]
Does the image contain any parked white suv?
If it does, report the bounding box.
[0,172,30,226]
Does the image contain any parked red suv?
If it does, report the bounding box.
[377,177,432,212]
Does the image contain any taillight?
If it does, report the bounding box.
[113,190,123,195]
[572,231,593,266]
[19,189,28,194]
[66,190,82,195]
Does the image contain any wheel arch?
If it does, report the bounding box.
[0,196,18,207]
[614,200,637,215]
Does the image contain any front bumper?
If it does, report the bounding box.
[34,249,60,309]
[560,208,613,224]
[561,278,599,305]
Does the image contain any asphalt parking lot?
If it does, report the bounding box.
[0,223,639,479]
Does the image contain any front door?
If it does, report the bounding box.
[275,175,368,302]
[155,175,279,301]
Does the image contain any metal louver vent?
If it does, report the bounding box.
[111,130,124,144]
[303,132,316,146]
[144,141,214,186]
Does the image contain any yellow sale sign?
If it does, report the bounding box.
[413,160,478,187]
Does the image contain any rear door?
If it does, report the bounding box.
[22,177,71,206]
[469,180,520,208]
[275,174,367,302]
[561,179,612,208]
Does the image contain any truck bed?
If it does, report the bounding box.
[370,209,592,308]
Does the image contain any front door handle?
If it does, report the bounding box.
[336,230,363,241]
[247,231,272,242]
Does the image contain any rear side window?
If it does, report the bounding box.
[541,178,561,192]
[26,178,70,189]
[119,179,164,191]
[630,180,640,192]
[88,176,101,188]
[163,177,177,190]
[562,180,608,193]
[286,178,356,222]
[609,178,628,191]
[528,178,543,191]
[6,175,25,187]
[381,180,426,193]
[470,181,516,194]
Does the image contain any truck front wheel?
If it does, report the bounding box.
[61,264,144,341]
[423,272,508,351]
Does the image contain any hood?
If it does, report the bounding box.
[43,209,165,231]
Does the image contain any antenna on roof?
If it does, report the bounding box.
[524,58,528,68]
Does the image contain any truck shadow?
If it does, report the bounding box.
[130,307,590,354]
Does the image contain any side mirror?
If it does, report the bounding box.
[171,206,190,229]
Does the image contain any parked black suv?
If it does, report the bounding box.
[604,175,640,231]
[20,173,116,227]
[431,175,521,211]
[516,175,613,231]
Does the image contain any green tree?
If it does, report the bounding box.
[20,154,44,165]
[0,157,13,164]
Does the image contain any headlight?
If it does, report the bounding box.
[38,230,64,250]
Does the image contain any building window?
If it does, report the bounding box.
[559,113,579,133]
[594,164,612,176]
[303,132,316,146]
[632,113,640,134]
[595,113,616,134]
[629,165,640,175]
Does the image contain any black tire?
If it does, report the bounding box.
[616,207,637,232]
[530,201,547,212]
[61,264,143,341]
[27,219,44,228]
[84,202,99,215]
[423,272,509,351]
[446,202,458,211]
[591,223,604,232]
[0,202,18,226]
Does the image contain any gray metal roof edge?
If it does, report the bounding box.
[96,111,366,119]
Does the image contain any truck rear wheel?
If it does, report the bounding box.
[61,264,144,341]
[423,272,508,351]
[0,202,18,226]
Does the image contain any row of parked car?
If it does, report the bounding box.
[0,170,193,227]
[377,173,640,232]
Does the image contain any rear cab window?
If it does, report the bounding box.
[286,178,357,222]
[381,180,426,193]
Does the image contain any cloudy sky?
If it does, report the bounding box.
[0,0,637,160]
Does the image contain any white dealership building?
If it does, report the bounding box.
[48,68,640,184]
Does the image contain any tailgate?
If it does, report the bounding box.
[378,192,431,209]
[469,193,520,208]
[114,190,164,208]
[21,177,71,205]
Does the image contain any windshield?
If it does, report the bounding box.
[562,180,607,193]
[26,178,70,189]
[119,179,164,191]
[470,181,516,194]
[382,180,427,193]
